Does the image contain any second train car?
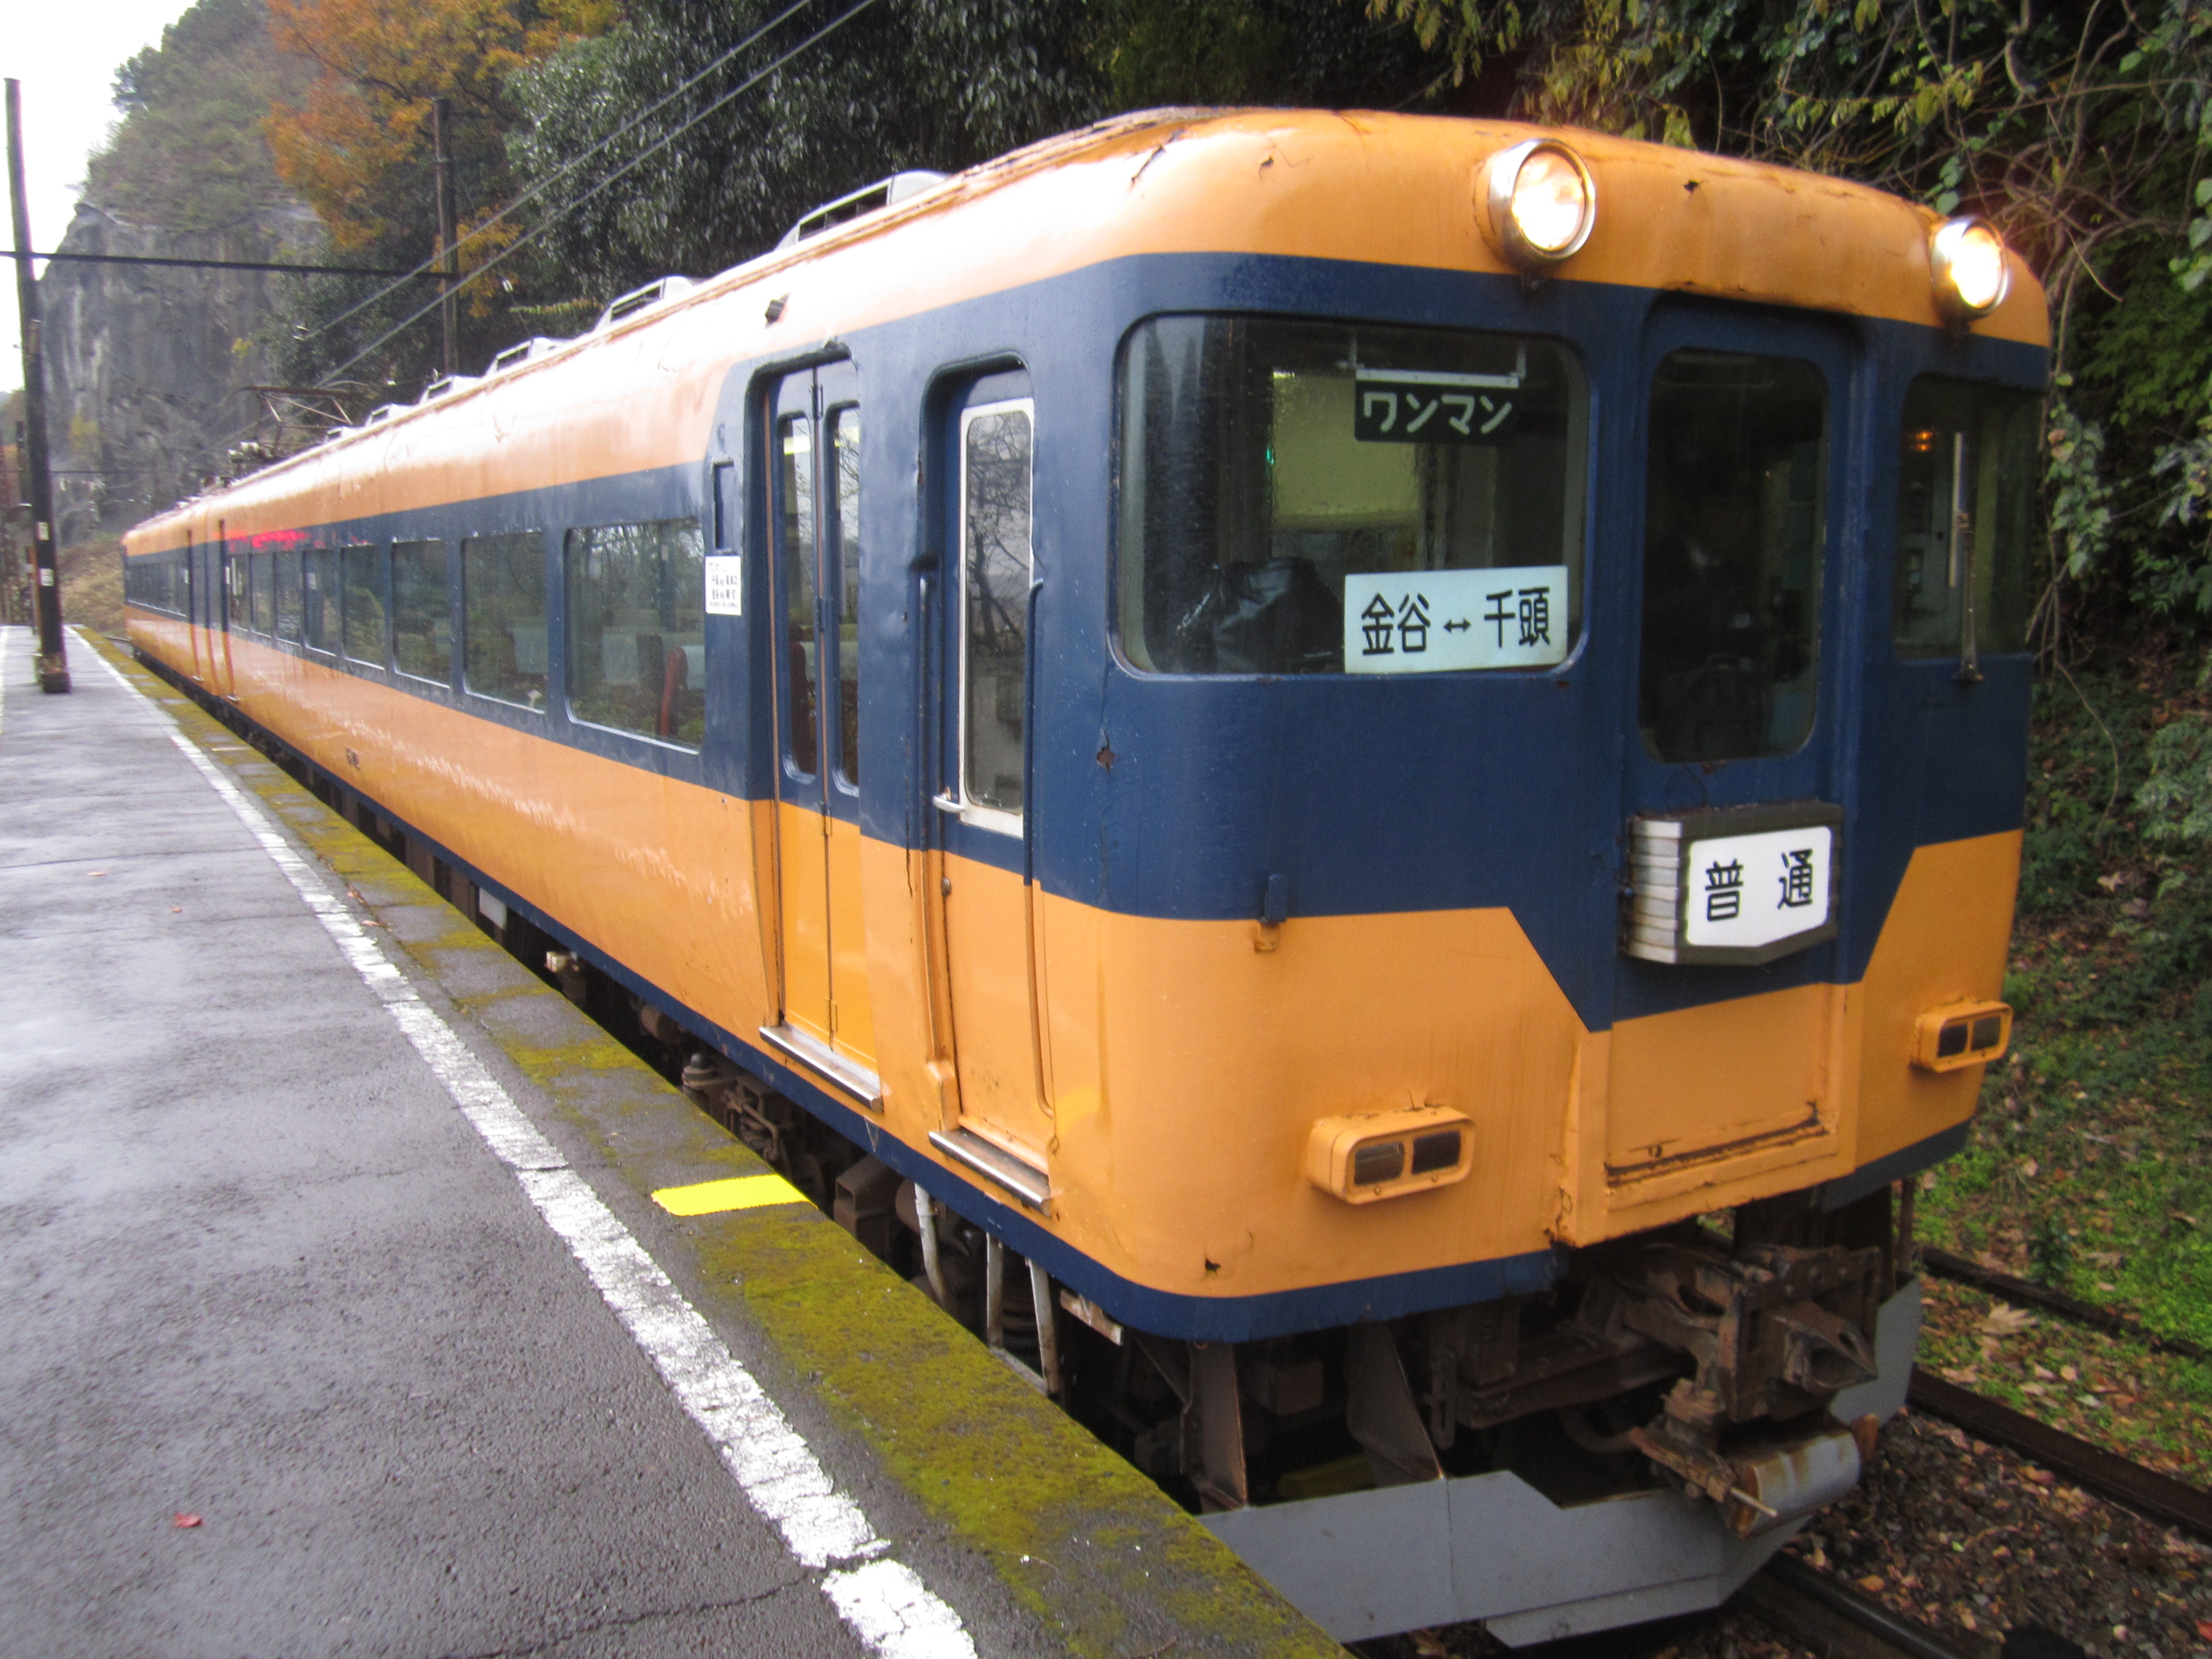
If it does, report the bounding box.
[124,109,2047,1642]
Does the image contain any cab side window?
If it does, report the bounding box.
[1894,378,2038,659]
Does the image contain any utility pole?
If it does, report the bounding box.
[1,422,19,626]
[5,80,67,692]
[431,96,458,378]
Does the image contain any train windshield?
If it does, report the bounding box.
[1639,350,1827,764]
[1116,316,1586,675]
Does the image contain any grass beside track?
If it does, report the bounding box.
[1917,644,2212,1482]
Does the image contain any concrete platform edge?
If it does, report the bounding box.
[83,629,1341,1659]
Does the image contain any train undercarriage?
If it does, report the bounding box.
[671,1047,1920,1642]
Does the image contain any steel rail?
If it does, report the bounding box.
[1907,1369,2212,1541]
[1739,1554,1977,1659]
[1917,1246,2209,1364]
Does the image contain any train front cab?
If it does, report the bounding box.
[1018,229,2043,1639]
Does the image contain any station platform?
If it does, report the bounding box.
[0,626,1337,1659]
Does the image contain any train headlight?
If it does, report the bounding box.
[1910,999,2012,1072]
[1930,217,2011,322]
[1481,140,1597,270]
[1307,1107,1474,1204]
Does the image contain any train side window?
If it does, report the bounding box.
[1894,378,2038,659]
[463,532,548,711]
[1639,350,1827,764]
[275,550,303,643]
[341,543,385,667]
[960,398,1032,819]
[566,519,707,747]
[1116,315,1586,675]
[392,539,451,684]
[251,552,274,636]
[830,406,861,785]
[303,547,337,654]
[778,414,820,776]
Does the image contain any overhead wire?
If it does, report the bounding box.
[189,0,883,479]
[317,0,887,388]
[303,0,826,343]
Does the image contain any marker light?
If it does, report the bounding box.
[1482,140,1597,269]
[1910,999,2012,1072]
[1930,217,2011,322]
[1306,1106,1474,1204]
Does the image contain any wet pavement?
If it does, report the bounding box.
[0,627,1330,1659]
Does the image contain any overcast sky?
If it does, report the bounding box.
[5,1,197,396]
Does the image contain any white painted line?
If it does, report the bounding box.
[82,638,978,1659]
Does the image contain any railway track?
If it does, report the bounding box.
[1725,1257,2209,1659]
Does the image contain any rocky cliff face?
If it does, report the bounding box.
[40,199,324,534]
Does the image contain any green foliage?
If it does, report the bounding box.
[502,0,1104,307]
[86,0,310,232]
[2045,384,2114,588]
[500,0,1446,315]
[2137,701,2212,849]
[1097,0,1437,109]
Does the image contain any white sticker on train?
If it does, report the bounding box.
[1344,564,1568,674]
[704,554,744,616]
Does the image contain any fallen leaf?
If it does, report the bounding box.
[1980,1303,2038,1337]
[170,905,182,914]
[2019,1158,2039,1179]
[2026,1469,2056,1487]
[1858,1575,1885,1593]
[88,870,107,878]
[2196,1619,2212,1641]
[1409,1632,1449,1659]
[173,1513,201,1528]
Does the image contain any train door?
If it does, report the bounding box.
[185,534,207,684]
[212,523,236,698]
[763,363,878,1096]
[1610,308,1857,1176]
[935,375,1055,1172]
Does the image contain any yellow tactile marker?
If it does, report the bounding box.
[652,1173,812,1216]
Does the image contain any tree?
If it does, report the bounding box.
[87,0,310,233]
[263,0,611,389]
[499,0,1447,307]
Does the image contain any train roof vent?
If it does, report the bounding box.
[486,335,565,374]
[777,171,948,250]
[362,404,408,427]
[593,275,696,332]
[324,426,354,443]
[418,373,482,403]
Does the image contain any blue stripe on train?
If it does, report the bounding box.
[150,250,2045,1034]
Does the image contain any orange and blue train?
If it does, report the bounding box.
[125,110,2046,1643]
